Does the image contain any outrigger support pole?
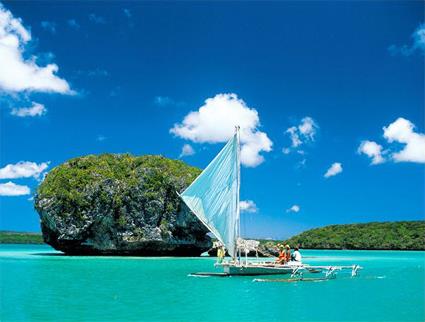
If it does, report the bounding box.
[351,265,360,277]
[290,267,303,278]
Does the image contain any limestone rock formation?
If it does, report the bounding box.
[35,154,212,255]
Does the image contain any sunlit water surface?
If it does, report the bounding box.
[1,244,424,321]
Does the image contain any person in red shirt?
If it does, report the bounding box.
[276,244,286,264]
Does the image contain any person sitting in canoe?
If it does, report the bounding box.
[292,247,302,262]
[285,245,291,263]
[217,246,226,263]
[275,244,286,264]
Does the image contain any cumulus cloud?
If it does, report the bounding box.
[0,161,49,179]
[170,93,273,167]
[298,117,317,139]
[324,162,343,178]
[283,117,318,154]
[179,144,195,158]
[359,118,425,165]
[240,200,258,213]
[383,118,425,163]
[0,181,30,196]
[40,21,56,34]
[10,101,46,117]
[357,140,385,165]
[388,23,425,56]
[0,4,72,94]
[286,205,300,213]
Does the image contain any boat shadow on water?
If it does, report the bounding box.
[31,253,65,256]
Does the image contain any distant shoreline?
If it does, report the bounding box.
[278,221,425,251]
[0,231,44,244]
[1,242,424,253]
[2,220,425,252]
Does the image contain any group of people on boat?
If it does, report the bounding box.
[276,244,301,264]
[213,241,302,265]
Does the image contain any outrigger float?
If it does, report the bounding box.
[219,261,361,278]
[180,127,362,280]
[192,262,361,280]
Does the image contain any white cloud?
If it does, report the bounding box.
[286,205,300,213]
[40,21,56,34]
[383,118,425,163]
[0,4,72,94]
[170,93,272,167]
[297,158,307,168]
[0,161,49,179]
[298,117,317,140]
[180,144,195,157]
[240,200,258,213]
[357,140,385,165]
[96,135,106,142]
[89,69,108,77]
[283,116,318,153]
[0,181,30,196]
[154,96,185,108]
[89,14,106,24]
[413,23,425,52]
[67,19,80,30]
[388,23,425,56]
[324,162,343,178]
[10,101,46,117]
[109,87,120,97]
[75,68,108,77]
[286,126,302,148]
[154,96,174,106]
[123,9,131,18]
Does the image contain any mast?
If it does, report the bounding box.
[235,126,241,261]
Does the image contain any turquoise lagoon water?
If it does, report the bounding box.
[1,244,424,322]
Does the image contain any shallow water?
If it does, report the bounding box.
[1,244,424,321]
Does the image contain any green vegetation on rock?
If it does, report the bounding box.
[37,154,200,221]
[282,221,425,250]
[0,231,43,244]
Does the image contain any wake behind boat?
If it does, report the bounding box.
[180,126,361,279]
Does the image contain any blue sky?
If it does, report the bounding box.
[0,1,424,239]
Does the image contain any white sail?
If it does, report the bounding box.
[180,132,240,258]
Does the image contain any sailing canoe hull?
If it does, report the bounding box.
[225,265,292,276]
[221,263,322,276]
